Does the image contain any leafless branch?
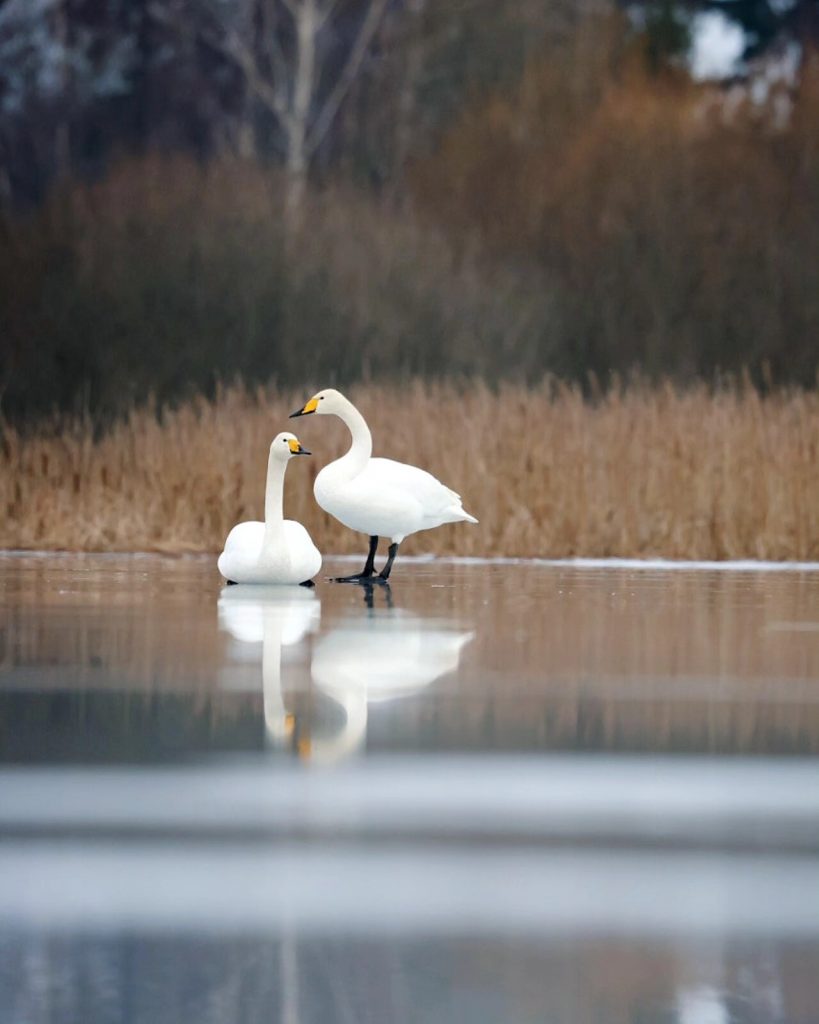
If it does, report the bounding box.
[223,29,292,126]
[147,0,291,128]
[315,0,342,31]
[305,0,389,156]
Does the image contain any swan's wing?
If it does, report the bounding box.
[282,519,322,580]
[218,521,265,582]
[364,458,462,511]
[221,521,264,553]
[281,520,315,548]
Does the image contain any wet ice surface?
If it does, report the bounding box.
[1,554,819,1023]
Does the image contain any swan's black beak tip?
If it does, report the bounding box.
[291,397,318,418]
[296,447,311,456]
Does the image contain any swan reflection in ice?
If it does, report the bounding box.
[218,586,319,747]
[675,985,730,1024]
[218,583,473,761]
[308,584,474,762]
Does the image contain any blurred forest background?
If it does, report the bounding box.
[2,0,819,425]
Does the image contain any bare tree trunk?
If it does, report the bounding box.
[285,0,319,232]
[233,0,261,160]
[391,0,427,205]
[153,0,388,222]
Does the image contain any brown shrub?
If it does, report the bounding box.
[411,18,819,385]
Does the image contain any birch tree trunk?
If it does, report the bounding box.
[156,0,389,225]
[151,0,389,225]
[285,0,319,232]
[391,0,427,205]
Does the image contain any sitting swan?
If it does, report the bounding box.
[218,432,322,586]
[291,389,477,581]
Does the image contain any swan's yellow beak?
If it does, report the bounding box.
[290,396,318,418]
[288,437,311,455]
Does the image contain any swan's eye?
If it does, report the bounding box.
[282,439,288,444]
[319,396,324,401]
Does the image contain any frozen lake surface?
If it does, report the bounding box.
[1,554,819,1022]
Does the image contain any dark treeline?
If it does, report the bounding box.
[1,0,819,422]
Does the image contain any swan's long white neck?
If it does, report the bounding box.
[308,689,368,763]
[263,450,286,543]
[332,396,372,479]
[262,610,284,738]
[262,608,297,745]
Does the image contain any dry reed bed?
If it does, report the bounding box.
[1,382,818,559]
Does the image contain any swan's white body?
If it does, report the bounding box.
[296,390,477,545]
[218,433,321,585]
[219,520,320,585]
[316,457,473,544]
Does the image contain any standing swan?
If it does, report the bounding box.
[218,432,322,586]
[291,389,477,582]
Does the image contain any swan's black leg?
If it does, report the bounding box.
[363,534,379,575]
[378,542,399,581]
[333,535,379,583]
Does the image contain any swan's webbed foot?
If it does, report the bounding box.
[332,572,375,584]
[332,535,379,584]
[299,579,316,588]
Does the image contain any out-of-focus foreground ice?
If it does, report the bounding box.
[2,554,819,1023]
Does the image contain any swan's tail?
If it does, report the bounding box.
[449,507,479,525]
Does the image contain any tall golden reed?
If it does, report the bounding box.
[1,381,818,560]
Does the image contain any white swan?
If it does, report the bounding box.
[218,432,322,585]
[290,389,477,581]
